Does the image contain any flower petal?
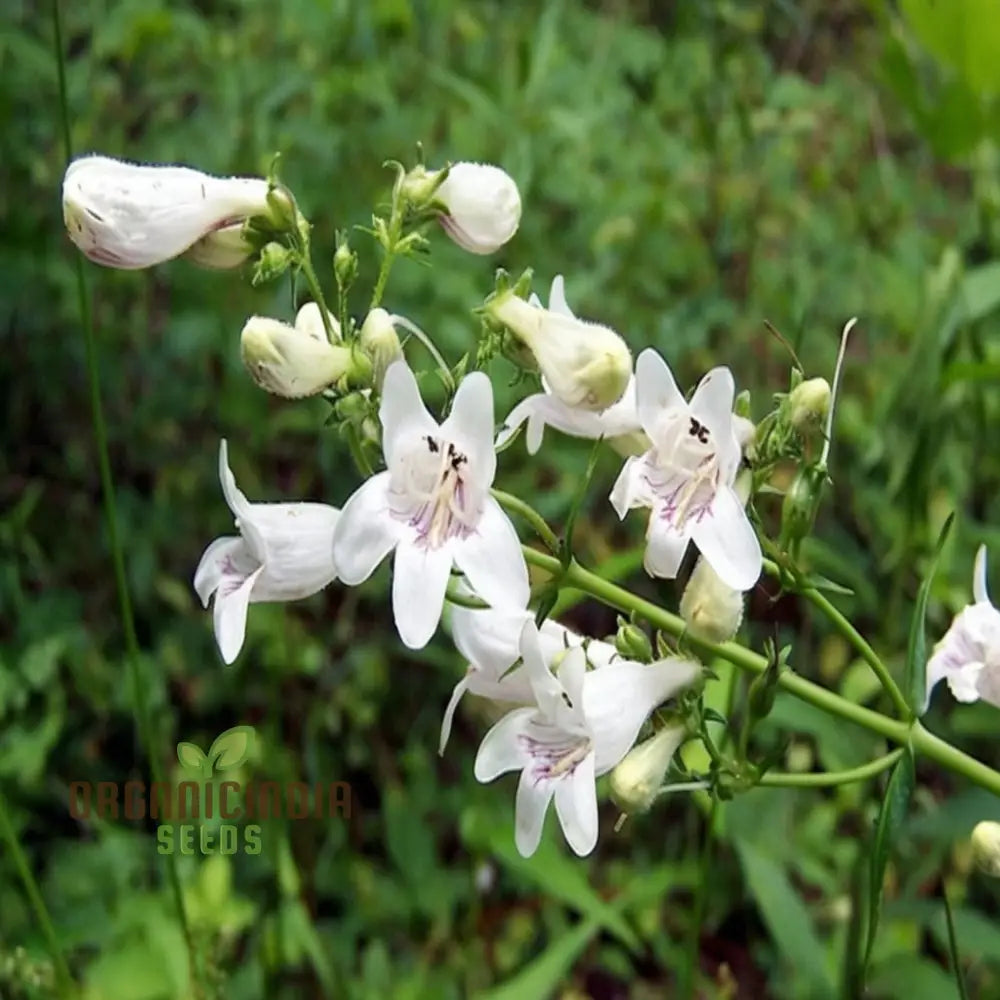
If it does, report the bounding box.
[548,275,574,318]
[610,455,654,519]
[247,502,341,600]
[495,396,541,453]
[690,486,761,591]
[635,349,685,436]
[975,545,990,605]
[644,514,689,579]
[514,767,556,857]
[439,673,472,755]
[474,707,534,781]
[218,440,266,558]
[452,603,531,678]
[553,752,598,856]
[453,496,530,612]
[391,540,453,648]
[440,371,497,490]
[380,361,439,467]
[331,472,400,585]
[557,645,587,713]
[193,536,249,607]
[213,565,264,664]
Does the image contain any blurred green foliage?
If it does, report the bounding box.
[4,0,1000,996]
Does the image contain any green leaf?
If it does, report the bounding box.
[208,724,255,771]
[559,439,602,569]
[906,512,954,715]
[734,838,836,998]
[176,741,208,773]
[863,748,916,977]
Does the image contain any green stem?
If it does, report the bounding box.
[759,749,903,788]
[942,886,970,1000]
[297,244,337,343]
[491,490,560,553]
[762,550,910,719]
[370,206,403,310]
[53,0,195,975]
[681,798,717,999]
[522,547,1000,796]
[0,789,74,994]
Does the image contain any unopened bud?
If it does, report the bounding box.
[971,821,1000,877]
[615,619,652,662]
[265,183,299,231]
[182,222,255,270]
[486,290,631,411]
[334,241,358,292]
[788,377,831,431]
[360,309,404,390]
[680,557,745,644]
[253,242,293,283]
[240,316,354,398]
[779,463,826,557]
[609,725,686,814]
[294,301,341,342]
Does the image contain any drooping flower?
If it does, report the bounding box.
[194,441,340,664]
[62,155,273,269]
[926,546,1000,709]
[610,349,762,592]
[474,620,700,857]
[433,162,521,254]
[331,360,529,650]
[441,604,620,754]
[486,275,632,412]
[240,315,356,398]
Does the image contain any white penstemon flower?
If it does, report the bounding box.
[331,360,529,650]
[610,349,762,592]
[194,441,340,664]
[926,546,1000,709]
[434,162,522,255]
[441,604,621,754]
[486,274,632,412]
[474,620,700,858]
[62,155,273,269]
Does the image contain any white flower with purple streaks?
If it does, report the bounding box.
[610,349,761,592]
[926,546,1000,710]
[440,604,621,754]
[332,360,529,650]
[194,440,340,664]
[474,620,700,858]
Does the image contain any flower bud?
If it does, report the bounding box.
[334,241,358,292]
[615,619,652,662]
[971,821,1000,877]
[240,316,353,398]
[779,462,826,557]
[486,290,631,411]
[788,377,831,431]
[294,301,341,342]
[609,725,686,814]
[253,242,293,283]
[359,309,404,390]
[679,556,745,644]
[432,162,521,255]
[62,155,271,269]
[182,223,255,270]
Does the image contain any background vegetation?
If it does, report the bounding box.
[3,0,1000,996]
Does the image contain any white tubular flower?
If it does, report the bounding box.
[475,620,700,858]
[62,155,271,269]
[679,556,745,643]
[359,308,404,389]
[294,301,341,342]
[240,316,353,398]
[193,441,340,664]
[182,222,254,270]
[441,604,620,754]
[608,724,687,814]
[926,546,1000,709]
[497,373,648,457]
[610,349,762,592]
[331,360,529,650]
[435,162,521,255]
[486,275,632,412]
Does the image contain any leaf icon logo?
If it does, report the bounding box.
[176,725,255,778]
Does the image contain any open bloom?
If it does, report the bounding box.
[240,315,354,398]
[926,546,1000,709]
[331,360,529,649]
[434,162,521,254]
[62,155,271,269]
[194,441,340,664]
[475,620,700,857]
[610,349,761,591]
[486,275,632,412]
[441,604,620,753]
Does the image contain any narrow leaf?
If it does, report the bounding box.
[863,748,916,976]
[942,889,970,1000]
[906,512,954,715]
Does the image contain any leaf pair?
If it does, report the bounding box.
[176,725,255,779]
